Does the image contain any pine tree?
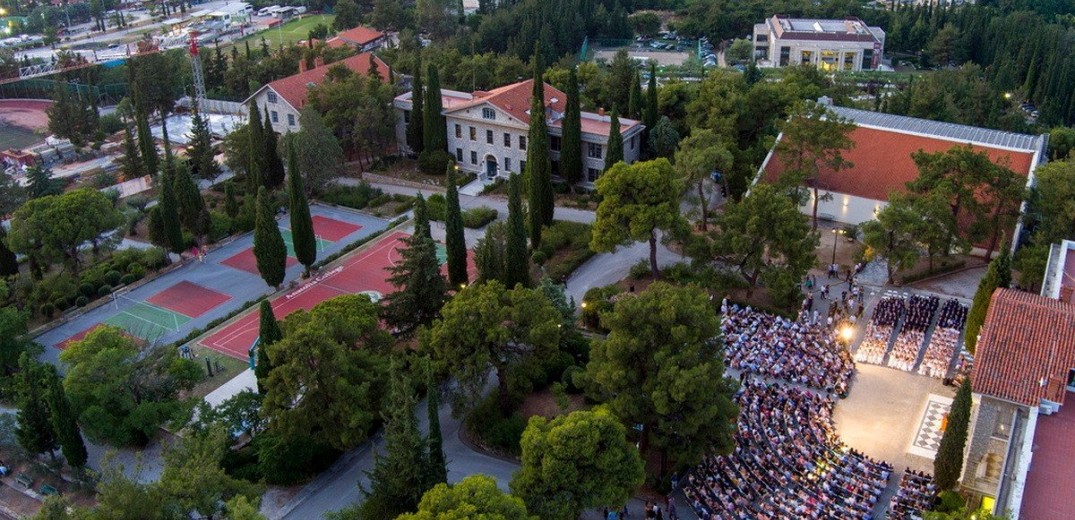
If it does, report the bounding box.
[247,103,265,192]
[26,164,61,199]
[224,182,240,218]
[253,186,287,288]
[505,173,531,289]
[407,63,425,154]
[413,193,431,239]
[255,300,282,394]
[604,109,623,173]
[362,361,430,517]
[525,46,554,243]
[44,364,87,468]
[423,64,446,153]
[643,61,659,156]
[425,364,447,485]
[173,163,210,239]
[188,101,220,180]
[287,143,317,276]
[965,249,1009,354]
[444,171,468,288]
[561,67,583,189]
[158,166,185,254]
[15,354,57,459]
[262,107,286,189]
[382,203,447,335]
[934,378,972,490]
[627,68,641,120]
[0,227,17,277]
[118,124,144,180]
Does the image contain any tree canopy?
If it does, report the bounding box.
[8,188,124,275]
[396,475,535,520]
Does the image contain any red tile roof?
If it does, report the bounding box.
[257,52,390,111]
[332,25,384,46]
[971,289,1075,407]
[762,126,1036,202]
[1020,401,1075,520]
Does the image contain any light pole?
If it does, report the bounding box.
[830,228,842,267]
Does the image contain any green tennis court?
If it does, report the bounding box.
[104,301,191,342]
[281,230,332,258]
[436,243,447,265]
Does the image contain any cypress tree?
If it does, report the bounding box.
[382,205,447,335]
[255,300,282,394]
[423,64,446,153]
[44,364,87,468]
[604,109,623,173]
[247,103,265,192]
[15,355,57,459]
[224,181,240,218]
[425,364,447,485]
[188,101,220,180]
[934,378,972,490]
[287,143,317,276]
[158,167,184,254]
[362,361,429,517]
[26,164,60,199]
[444,171,468,288]
[413,193,431,239]
[0,227,17,277]
[643,61,659,155]
[253,186,287,288]
[262,107,286,189]
[407,63,425,154]
[627,68,641,120]
[505,173,531,289]
[474,221,505,283]
[118,124,144,180]
[136,108,158,176]
[561,67,583,189]
[525,43,554,239]
[173,163,210,239]
[965,249,1009,354]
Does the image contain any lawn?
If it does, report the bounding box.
[235,14,336,49]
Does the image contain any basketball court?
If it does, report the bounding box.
[221,247,299,275]
[146,281,232,318]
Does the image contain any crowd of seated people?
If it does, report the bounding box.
[684,380,892,519]
[723,305,855,396]
[886,296,938,372]
[918,299,968,378]
[854,297,905,365]
[888,470,936,519]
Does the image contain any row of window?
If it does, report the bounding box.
[455,124,528,150]
[267,109,296,127]
[454,148,527,173]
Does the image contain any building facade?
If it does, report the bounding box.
[393,80,643,186]
[753,15,885,71]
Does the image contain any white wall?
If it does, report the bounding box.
[801,190,886,225]
[254,88,301,134]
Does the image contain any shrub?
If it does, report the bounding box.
[367,193,392,207]
[209,212,232,242]
[119,273,137,286]
[581,284,621,331]
[465,394,525,455]
[92,171,118,189]
[562,365,584,394]
[52,298,69,312]
[531,250,547,265]
[426,193,447,220]
[461,207,497,228]
[98,113,125,135]
[104,269,122,286]
[39,302,55,318]
[629,259,650,280]
[141,248,168,269]
[417,149,452,175]
[319,183,383,210]
[97,284,113,297]
[79,282,96,298]
[75,296,89,307]
[126,262,146,278]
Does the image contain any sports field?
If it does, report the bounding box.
[239,14,336,49]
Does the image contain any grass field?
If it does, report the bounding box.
[0,125,43,150]
[235,14,336,49]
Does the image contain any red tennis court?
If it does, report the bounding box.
[312,216,362,241]
[221,247,298,274]
[58,324,139,350]
[146,281,232,318]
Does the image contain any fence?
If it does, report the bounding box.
[0,79,129,104]
[178,96,247,116]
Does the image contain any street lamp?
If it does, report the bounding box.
[840,325,854,343]
[830,228,843,267]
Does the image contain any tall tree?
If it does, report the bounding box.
[157,427,263,518]
[474,221,506,284]
[591,159,684,278]
[255,300,282,395]
[648,116,680,159]
[44,364,87,468]
[15,354,57,459]
[118,124,145,181]
[224,182,240,218]
[505,173,531,289]
[561,67,583,188]
[397,475,534,520]
[157,167,184,254]
[246,103,265,192]
[627,68,642,121]
[407,63,425,154]
[423,281,560,414]
[934,379,972,490]
[423,64,446,154]
[187,101,220,180]
[253,186,287,288]
[46,82,94,147]
[26,164,62,199]
[444,171,468,288]
[585,283,739,476]
[372,0,406,31]
[861,193,927,285]
[674,129,732,232]
[776,101,856,230]
[173,163,210,240]
[261,107,286,189]
[287,144,317,276]
[291,107,344,195]
[643,61,659,155]
[413,193,432,239]
[0,227,18,277]
[9,188,123,276]
[525,45,554,232]
[332,0,362,31]
[425,365,447,486]
[965,248,1010,354]
[381,202,448,336]
[511,408,644,520]
[603,109,623,172]
[360,360,430,518]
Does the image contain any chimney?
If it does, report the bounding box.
[299,60,308,73]
[314,56,325,68]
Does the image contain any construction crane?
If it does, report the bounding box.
[188,31,206,104]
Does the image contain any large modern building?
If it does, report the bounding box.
[393,80,643,186]
[245,52,390,134]
[752,15,886,71]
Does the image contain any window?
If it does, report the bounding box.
[270,110,279,123]
[456,148,463,162]
[549,136,559,152]
[403,110,410,124]
[630,136,637,150]
[587,142,602,159]
[470,151,478,165]
[779,46,791,67]
[520,160,526,174]
[482,107,496,120]
[800,50,814,65]
[504,133,511,147]
[470,127,476,141]
[504,157,511,172]
[287,113,296,126]
[587,168,600,182]
[862,49,874,70]
[267,91,278,104]
[519,135,527,150]
[455,124,462,138]
[486,130,494,144]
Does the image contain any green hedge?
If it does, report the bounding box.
[319,183,384,210]
[461,207,498,228]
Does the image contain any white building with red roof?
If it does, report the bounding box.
[393,79,644,186]
[244,52,390,134]
[326,25,386,52]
